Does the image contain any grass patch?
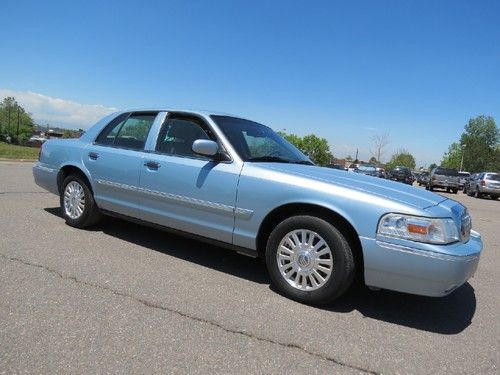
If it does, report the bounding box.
[0,142,39,160]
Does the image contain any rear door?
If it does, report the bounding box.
[83,112,158,218]
[138,114,242,243]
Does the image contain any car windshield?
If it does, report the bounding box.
[211,115,313,164]
[358,165,376,172]
[486,174,500,181]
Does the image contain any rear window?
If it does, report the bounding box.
[486,174,500,181]
[435,168,459,176]
[458,172,470,177]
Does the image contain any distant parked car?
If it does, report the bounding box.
[354,164,378,177]
[347,163,360,172]
[458,172,471,190]
[427,167,459,193]
[325,164,346,170]
[463,173,478,195]
[389,166,414,185]
[467,172,500,199]
[417,172,430,186]
[375,167,386,179]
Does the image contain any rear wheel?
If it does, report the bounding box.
[474,188,481,199]
[491,195,499,200]
[452,188,458,194]
[60,174,101,228]
[429,184,434,191]
[265,215,355,305]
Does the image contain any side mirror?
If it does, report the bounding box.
[192,139,219,157]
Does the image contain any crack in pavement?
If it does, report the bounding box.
[0,191,51,195]
[0,252,379,375]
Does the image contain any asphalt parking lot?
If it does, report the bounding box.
[0,161,498,374]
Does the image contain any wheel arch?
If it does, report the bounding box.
[57,164,94,195]
[256,203,364,280]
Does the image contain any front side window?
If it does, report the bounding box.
[95,112,156,150]
[211,115,312,164]
[156,117,212,157]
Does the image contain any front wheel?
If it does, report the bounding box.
[265,216,355,305]
[60,174,101,228]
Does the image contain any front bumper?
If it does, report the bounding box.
[433,181,458,189]
[362,231,482,297]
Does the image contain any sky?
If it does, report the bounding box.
[1,0,499,167]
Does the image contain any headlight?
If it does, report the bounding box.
[378,214,459,244]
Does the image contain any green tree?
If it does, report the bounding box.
[429,163,438,171]
[368,156,377,164]
[345,155,353,161]
[385,149,416,170]
[278,131,332,165]
[459,115,499,172]
[441,142,462,169]
[0,96,35,143]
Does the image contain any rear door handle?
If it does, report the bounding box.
[89,152,99,160]
[144,161,160,170]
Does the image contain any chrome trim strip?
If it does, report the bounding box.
[376,240,480,262]
[96,179,253,219]
[34,163,55,173]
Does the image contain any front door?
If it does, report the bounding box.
[138,115,242,243]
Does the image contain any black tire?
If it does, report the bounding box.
[446,187,451,193]
[429,184,434,191]
[60,174,101,228]
[462,186,467,194]
[491,195,499,200]
[452,188,458,194]
[265,215,355,305]
[474,188,481,199]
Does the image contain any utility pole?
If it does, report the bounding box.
[16,106,20,143]
[355,148,359,162]
[7,105,11,134]
[460,144,466,172]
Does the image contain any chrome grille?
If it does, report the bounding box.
[460,212,471,243]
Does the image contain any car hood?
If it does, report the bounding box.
[253,163,447,210]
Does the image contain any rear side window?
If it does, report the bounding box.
[486,174,500,181]
[435,168,459,176]
[95,112,157,150]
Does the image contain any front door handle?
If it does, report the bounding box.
[144,161,160,170]
[89,152,99,160]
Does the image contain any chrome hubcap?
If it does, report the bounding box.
[276,229,333,291]
[63,181,85,219]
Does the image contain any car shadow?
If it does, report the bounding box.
[318,282,476,335]
[44,206,477,334]
[44,207,269,284]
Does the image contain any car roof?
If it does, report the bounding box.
[117,108,250,120]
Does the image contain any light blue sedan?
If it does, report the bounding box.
[33,109,482,304]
